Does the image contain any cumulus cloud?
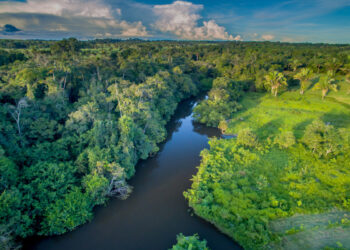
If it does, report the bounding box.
[153,1,241,41]
[0,0,148,38]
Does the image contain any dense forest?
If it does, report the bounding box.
[0,39,350,249]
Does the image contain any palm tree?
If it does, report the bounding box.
[264,71,288,97]
[346,73,350,83]
[313,71,337,99]
[289,59,301,72]
[293,68,314,94]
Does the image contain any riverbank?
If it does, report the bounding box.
[185,83,350,249]
[24,98,241,250]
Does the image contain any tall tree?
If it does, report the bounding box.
[264,71,287,96]
[293,68,314,94]
[7,98,29,137]
[313,71,337,99]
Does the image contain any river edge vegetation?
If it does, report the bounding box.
[170,233,210,250]
[0,39,349,249]
[185,46,350,248]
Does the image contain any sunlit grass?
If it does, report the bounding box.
[227,80,350,139]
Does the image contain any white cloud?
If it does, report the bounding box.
[0,0,149,38]
[153,1,241,41]
[0,0,114,18]
[261,34,275,40]
[120,21,148,37]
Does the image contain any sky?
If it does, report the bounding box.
[0,0,349,43]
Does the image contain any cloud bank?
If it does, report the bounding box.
[0,0,240,40]
[0,0,115,18]
[0,0,148,38]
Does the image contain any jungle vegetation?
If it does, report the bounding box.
[0,38,349,249]
[185,43,350,249]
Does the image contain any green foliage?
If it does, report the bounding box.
[237,128,259,148]
[193,77,244,126]
[293,68,314,95]
[313,72,338,99]
[274,131,296,149]
[82,172,109,205]
[185,128,350,248]
[186,82,350,249]
[0,39,205,243]
[42,187,92,235]
[264,71,288,96]
[302,120,342,158]
[0,156,18,191]
[1,39,350,247]
[170,233,210,250]
[0,188,33,238]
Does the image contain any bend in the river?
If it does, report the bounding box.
[24,98,241,250]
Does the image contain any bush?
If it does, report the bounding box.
[41,187,92,235]
[302,120,342,158]
[237,128,258,148]
[170,233,210,250]
[274,131,296,149]
[218,120,228,133]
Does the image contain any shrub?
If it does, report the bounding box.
[237,128,258,148]
[170,233,210,250]
[274,131,296,149]
[218,120,228,133]
[302,120,342,158]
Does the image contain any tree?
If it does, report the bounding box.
[170,233,210,250]
[0,156,18,191]
[218,120,228,133]
[237,128,258,148]
[41,187,92,235]
[274,131,295,149]
[7,98,28,137]
[289,59,302,72]
[293,68,314,94]
[264,71,287,96]
[313,72,337,99]
[302,120,342,158]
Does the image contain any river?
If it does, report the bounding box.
[24,98,241,250]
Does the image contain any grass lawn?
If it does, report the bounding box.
[226,79,350,139]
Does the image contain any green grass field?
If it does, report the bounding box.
[226,79,350,139]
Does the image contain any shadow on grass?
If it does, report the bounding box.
[255,118,283,139]
[227,91,265,131]
[293,119,313,139]
[321,110,350,128]
[306,76,320,91]
[326,96,350,110]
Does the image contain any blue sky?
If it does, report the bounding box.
[0,0,349,43]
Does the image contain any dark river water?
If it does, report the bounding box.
[24,98,241,250]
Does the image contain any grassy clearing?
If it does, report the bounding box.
[269,210,350,249]
[226,80,350,139]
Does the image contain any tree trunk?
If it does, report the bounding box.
[63,72,68,89]
[16,114,21,136]
[322,89,328,100]
[97,66,101,81]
